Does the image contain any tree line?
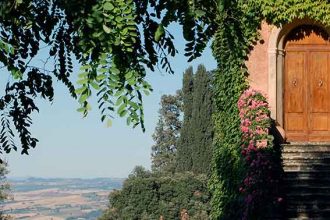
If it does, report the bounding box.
[99,64,214,219]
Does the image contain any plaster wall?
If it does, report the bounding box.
[246,22,273,95]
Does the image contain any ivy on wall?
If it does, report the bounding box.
[255,0,330,25]
[209,1,261,219]
[209,0,330,219]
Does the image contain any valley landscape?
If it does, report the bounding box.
[2,178,123,220]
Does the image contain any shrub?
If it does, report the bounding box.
[238,88,283,219]
[100,169,211,220]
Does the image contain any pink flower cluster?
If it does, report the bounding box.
[238,88,272,151]
[238,88,281,219]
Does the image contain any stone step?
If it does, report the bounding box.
[287,207,330,218]
[282,152,330,159]
[281,144,330,219]
[287,201,330,210]
[284,165,330,172]
[283,162,330,171]
[283,159,330,168]
[284,179,330,188]
[285,185,330,194]
[286,209,330,219]
[282,144,330,153]
[283,161,330,167]
[287,217,330,220]
[286,193,330,203]
[282,157,330,164]
[285,171,330,179]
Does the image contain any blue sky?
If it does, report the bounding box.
[4,25,217,178]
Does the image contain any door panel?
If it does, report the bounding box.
[309,52,328,113]
[284,51,307,134]
[310,114,328,131]
[309,52,329,134]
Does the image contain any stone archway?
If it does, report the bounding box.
[268,19,330,141]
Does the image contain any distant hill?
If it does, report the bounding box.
[8,177,124,192]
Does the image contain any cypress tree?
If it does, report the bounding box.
[191,65,213,175]
[176,67,194,172]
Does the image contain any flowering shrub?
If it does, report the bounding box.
[238,88,282,219]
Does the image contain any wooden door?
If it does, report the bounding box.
[284,26,330,142]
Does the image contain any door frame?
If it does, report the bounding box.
[267,19,330,140]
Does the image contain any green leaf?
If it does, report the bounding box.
[129,101,139,110]
[86,103,92,111]
[126,117,131,125]
[103,2,114,11]
[103,24,111,34]
[78,72,88,78]
[98,68,108,74]
[128,78,135,86]
[117,103,126,114]
[119,109,127,117]
[143,90,150,96]
[115,96,124,106]
[80,65,90,70]
[79,94,88,103]
[115,89,124,97]
[90,81,100,90]
[125,71,133,80]
[77,107,85,113]
[86,18,94,24]
[75,87,86,94]
[11,68,22,80]
[154,24,165,42]
[106,119,112,128]
[195,9,206,17]
[121,28,128,35]
[110,67,120,74]
[123,7,132,14]
[115,16,123,23]
[77,79,88,85]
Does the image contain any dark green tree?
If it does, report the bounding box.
[176,66,213,175]
[191,65,213,175]
[151,91,182,173]
[176,67,194,172]
[99,169,210,220]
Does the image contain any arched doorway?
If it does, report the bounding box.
[284,25,330,141]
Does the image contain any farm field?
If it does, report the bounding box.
[2,177,123,220]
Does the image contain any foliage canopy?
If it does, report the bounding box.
[0,0,215,157]
[99,167,210,220]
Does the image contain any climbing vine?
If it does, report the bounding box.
[209,0,330,219]
[209,1,261,219]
